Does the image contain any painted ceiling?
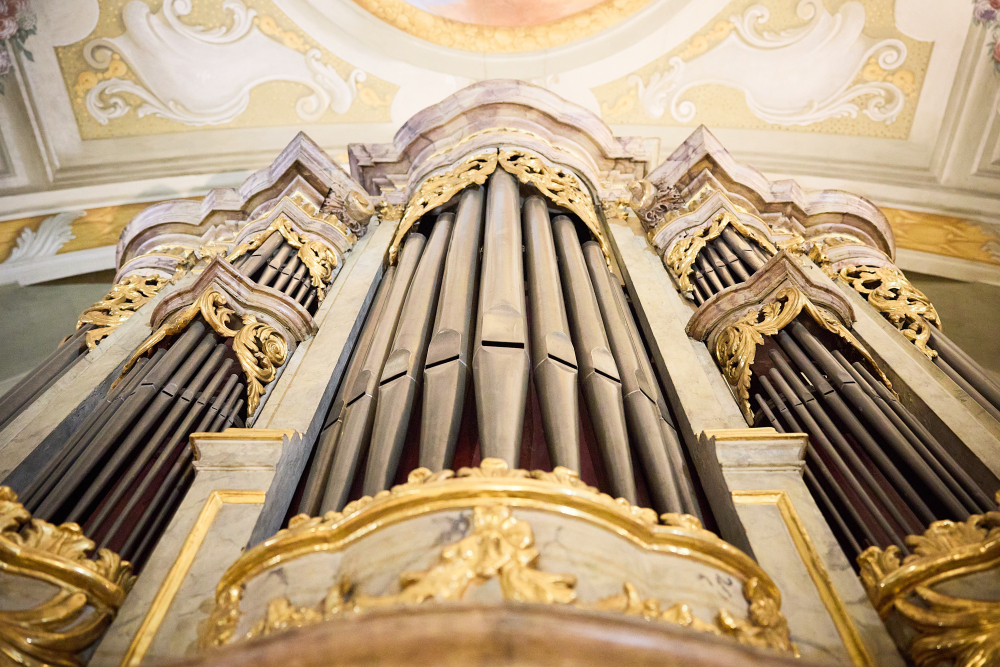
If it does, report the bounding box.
[0,0,999,284]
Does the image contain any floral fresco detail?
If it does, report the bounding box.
[973,0,1000,72]
[0,0,34,95]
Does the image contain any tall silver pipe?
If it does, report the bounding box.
[420,188,485,470]
[552,216,636,503]
[364,215,454,495]
[319,234,426,512]
[584,241,680,513]
[298,265,397,515]
[523,196,580,471]
[472,169,531,465]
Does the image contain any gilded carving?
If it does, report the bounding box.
[498,148,611,264]
[77,274,170,349]
[715,285,892,422]
[375,201,404,223]
[0,486,136,667]
[390,152,499,264]
[858,494,1000,667]
[201,459,790,653]
[227,215,338,301]
[320,187,375,236]
[240,503,795,655]
[117,289,288,419]
[666,210,777,295]
[839,265,941,360]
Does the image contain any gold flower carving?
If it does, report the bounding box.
[858,494,1000,667]
[715,285,892,423]
[77,274,170,349]
[839,265,941,360]
[0,486,136,667]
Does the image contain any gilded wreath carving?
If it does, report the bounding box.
[117,289,288,418]
[858,494,1000,667]
[715,285,892,423]
[0,486,136,667]
[77,274,170,349]
[199,459,793,655]
[839,265,942,360]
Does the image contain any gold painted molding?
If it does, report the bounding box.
[733,490,874,667]
[201,458,792,653]
[122,489,266,667]
[77,274,171,349]
[0,486,136,667]
[350,0,654,53]
[857,494,1000,667]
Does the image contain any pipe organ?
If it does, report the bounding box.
[2,82,999,667]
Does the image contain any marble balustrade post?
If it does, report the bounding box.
[707,428,904,667]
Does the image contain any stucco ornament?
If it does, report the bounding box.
[629,0,908,126]
[2,210,83,264]
[82,0,365,126]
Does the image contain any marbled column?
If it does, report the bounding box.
[0,272,192,488]
[89,429,297,667]
[246,219,393,545]
[708,428,904,667]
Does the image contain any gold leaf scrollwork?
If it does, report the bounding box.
[77,274,170,349]
[497,149,611,264]
[233,314,288,418]
[227,216,339,302]
[117,290,287,418]
[0,486,136,667]
[858,494,1000,667]
[390,152,499,264]
[715,286,892,423]
[241,503,795,655]
[667,210,777,296]
[839,265,942,360]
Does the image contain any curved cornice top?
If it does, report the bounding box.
[349,80,652,202]
[647,127,894,259]
[117,133,368,272]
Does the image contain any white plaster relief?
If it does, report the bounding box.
[630,0,909,126]
[82,0,365,127]
[2,210,83,264]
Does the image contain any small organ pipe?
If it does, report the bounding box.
[523,196,580,471]
[364,215,453,495]
[320,234,425,513]
[420,188,485,471]
[788,323,967,520]
[711,239,750,282]
[804,466,862,558]
[934,355,1000,424]
[271,254,300,293]
[472,169,531,465]
[584,241,681,513]
[552,216,636,503]
[696,253,724,294]
[930,328,1000,410]
[238,232,285,279]
[258,244,293,288]
[298,266,396,515]
[720,227,764,272]
[704,245,736,287]
[194,373,239,434]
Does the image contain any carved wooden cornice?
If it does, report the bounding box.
[0,486,136,667]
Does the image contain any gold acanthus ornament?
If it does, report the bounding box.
[838,265,941,360]
[0,486,136,667]
[239,503,795,655]
[117,289,287,418]
[77,274,170,349]
[390,149,611,265]
[858,494,1000,667]
[227,215,338,302]
[667,210,778,296]
[200,459,793,654]
[715,285,892,423]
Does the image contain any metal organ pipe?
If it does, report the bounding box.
[523,196,581,471]
[552,215,637,503]
[420,188,485,471]
[364,214,454,495]
[319,233,425,512]
[472,169,531,465]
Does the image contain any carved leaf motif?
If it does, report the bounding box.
[233,314,287,418]
[77,274,170,349]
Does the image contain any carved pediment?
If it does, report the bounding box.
[651,190,776,256]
